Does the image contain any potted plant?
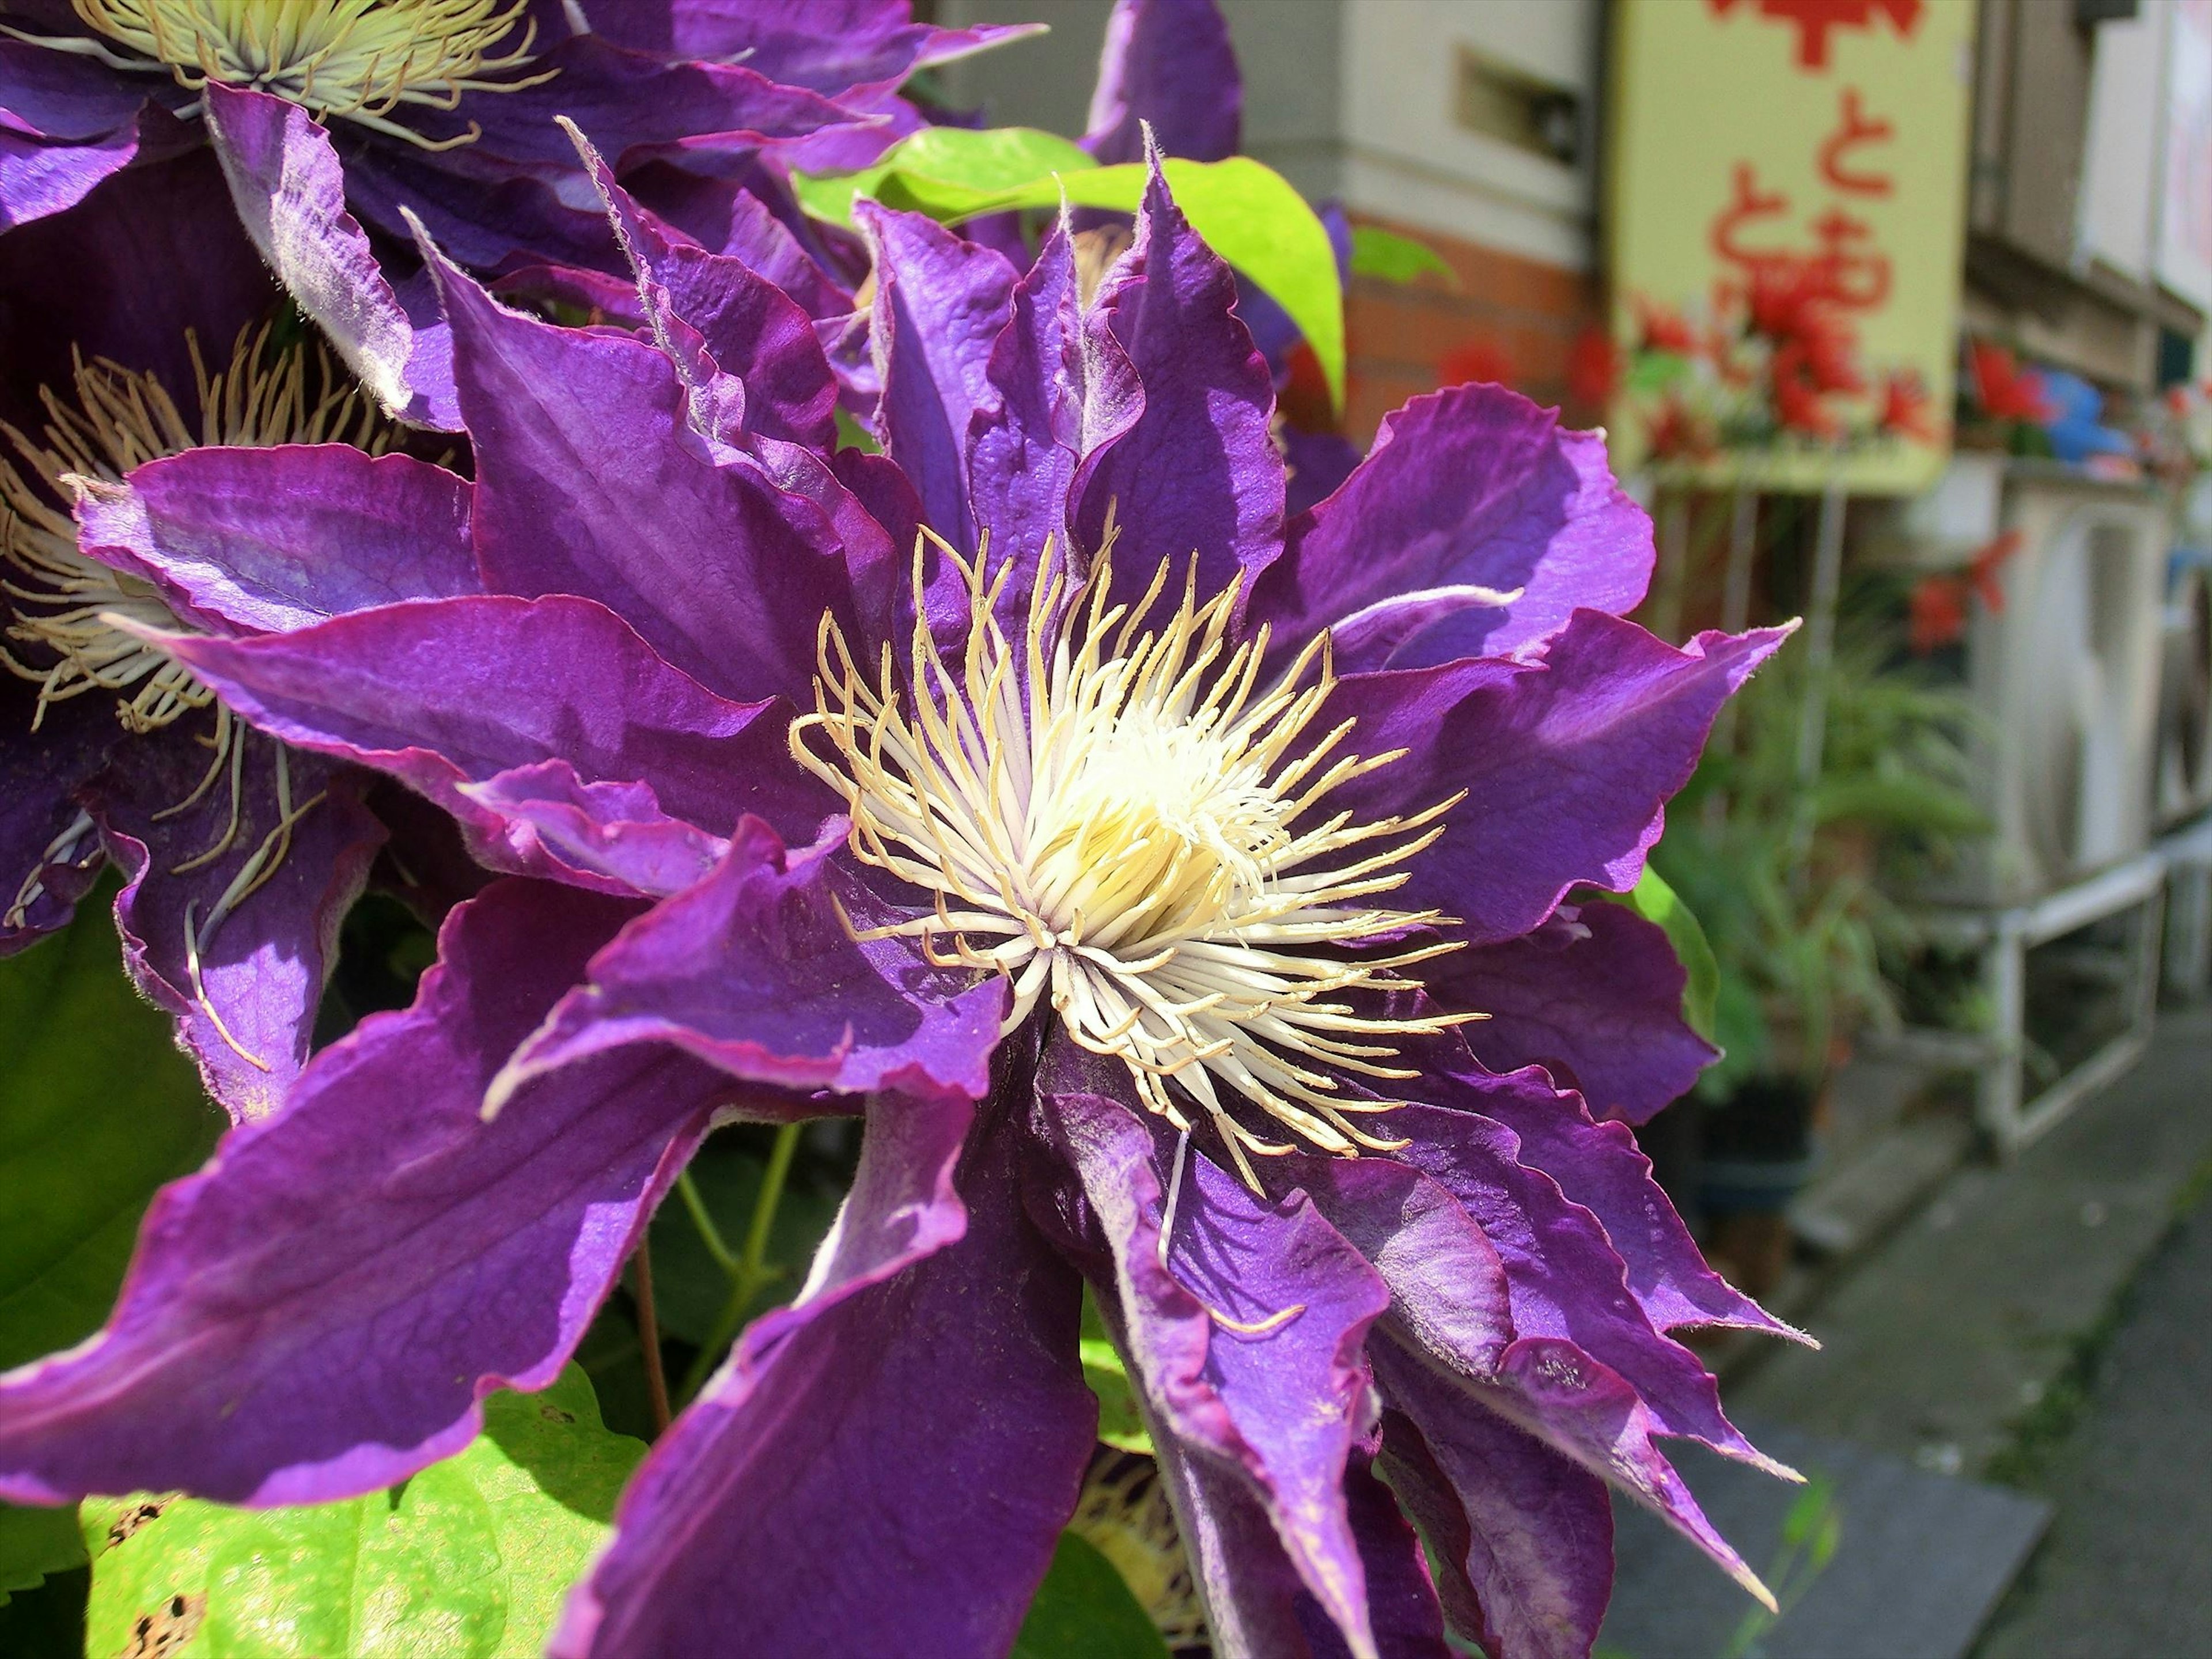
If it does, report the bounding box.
[1650,612,1984,1294]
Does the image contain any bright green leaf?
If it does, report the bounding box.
[1599,866,1721,1043]
[1077,1290,1153,1456]
[1625,349,1690,393]
[1349,225,1455,287]
[0,1501,83,1607]
[0,876,225,1373]
[1012,1533,1169,1659]
[789,126,1097,226]
[82,1368,645,1659]
[796,139,1346,412]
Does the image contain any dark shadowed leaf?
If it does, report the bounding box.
[0,873,224,1374]
[1012,1532,1171,1659]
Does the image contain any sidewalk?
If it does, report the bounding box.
[1601,1003,2212,1659]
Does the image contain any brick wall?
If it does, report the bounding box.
[1339,213,1604,444]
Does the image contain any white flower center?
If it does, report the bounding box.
[33,0,551,147]
[792,530,1474,1185]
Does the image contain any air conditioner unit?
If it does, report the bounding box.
[1908,460,2171,906]
[2156,547,2212,828]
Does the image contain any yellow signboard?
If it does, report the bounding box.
[1606,0,1976,494]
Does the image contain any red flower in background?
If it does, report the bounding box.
[1878,370,1939,442]
[1968,340,2053,423]
[1633,297,1699,355]
[1908,578,1968,654]
[1567,325,1624,412]
[1440,338,1517,388]
[1646,392,1720,461]
[1909,530,2021,653]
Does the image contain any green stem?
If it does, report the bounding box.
[675,1168,738,1275]
[676,1122,804,1406]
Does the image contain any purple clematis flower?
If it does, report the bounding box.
[0,316,484,1120]
[0,143,1801,1659]
[0,2,1026,425]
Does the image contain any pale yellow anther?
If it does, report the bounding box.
[790,525,1479,1189]
[17,0,554,149]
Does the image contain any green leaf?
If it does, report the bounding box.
[1012,1533,1169,1659]
[1349,225,1455,287]
[0,1501,84,1608]
[1599,866,1721,1044]
[0,876,225,1373]
[1625,349,1689,393]
[1078,1289,1153,1456]
[643,1132,842,1349]
[82,1368,645,1659]
[788,126,1099,228]
[796,138,1346,412]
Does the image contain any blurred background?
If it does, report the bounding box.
[926,2,2212,1654]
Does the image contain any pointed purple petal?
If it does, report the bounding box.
[0,879,726,1506]
[134,594,825,879]
[1033,1056,1391,1657]
[1075,149,1282,599]
[1249,387,1653,670]
[428,240,882,704]
[496,818,1005,1108]
[1325,615,1792,944]
[572,125,838,450]
[859,200,1017,552]
[552,1092,1094,1659]
[1454,1067,1798,1343]
[1439,900,1717,1127]
[1084,0,1243,164]
[1383,1078,1783,1478]
[1372,1380,1613,1659]
[0,679,114,952]
[91,741,384,1123]
[71,447,479,637]
[200,84,459,430]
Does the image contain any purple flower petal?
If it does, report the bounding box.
[1084,0,1243,165]
[1248,387,1653,670]
[571,124,838,450]
[1371,1380,1613,1659]
[494,817,1006,1109]
[380,33,867,169]
[427,237,884,704]
[91,742,385,1123]
[1382,1080,1786,1480]
[199,84,459,430]
[131,594,824,877]
[552,1092,1094,1659]
[859,200,1016,553]
[0,41,150,227]
[460,760,731,900]
[0,147,275,436]
[1033,1056,1393,1657]
[967,215,1141,611]
[0,679,115,952]
[0,878,728,1506]
[1454,1067,1800,1343]
[1324,613,1792,944]
[580,2,1041,98]
[1075,147,1282,600]
[71,447,479,638]
[1438,900,1717,1127]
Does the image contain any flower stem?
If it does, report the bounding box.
[676,1168,738,1275]
[631,1247,672,1436]
[676,1122,804,1407]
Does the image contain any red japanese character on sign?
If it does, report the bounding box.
[1707,0,1924,70]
